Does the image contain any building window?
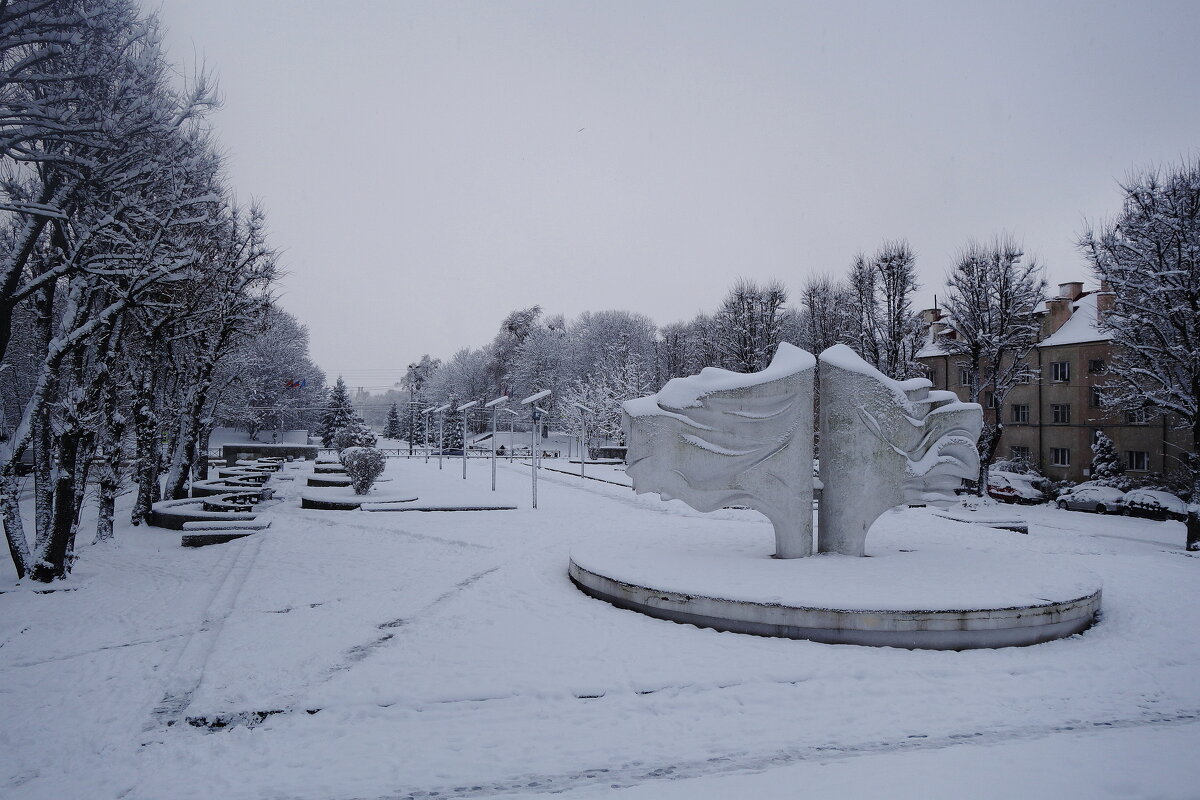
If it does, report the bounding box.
[1125,408,1150,425]
[1010,446,1031,463]
[1051,361,1070,382]
[1051,404,1071,424]
[1088,358,1106,374]
[1089,387,1105,408]
[985,391,999,409]
[1051,447,1070,467]
[959,367,975,386]
[1011,404,1029,423]
[1125,451,1149,471]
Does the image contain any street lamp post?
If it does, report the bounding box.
[407,363,418,457]
[503,408,518,462]
[521,390,551,509]
[572,403,593,480]
[433,404,451,469]
[422,407,436,464]
[485,396,509,491]
[457,400,479,479]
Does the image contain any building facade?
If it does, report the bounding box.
[917,282,1190,484]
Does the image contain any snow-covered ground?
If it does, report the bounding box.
[2,457,1198,799]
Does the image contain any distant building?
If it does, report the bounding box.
[916,281,1190,483]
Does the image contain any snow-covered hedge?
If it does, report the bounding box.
[340,447,387,495]
[333,420,377,451]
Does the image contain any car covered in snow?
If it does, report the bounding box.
[986,471,1047,504]
[1056,485,1126,514]
[1123,489,1189,521]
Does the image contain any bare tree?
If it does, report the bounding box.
[714,278,788,373]
[1080,160,1200,549]
[941,235,1046,493]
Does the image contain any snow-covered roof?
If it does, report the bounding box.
[915,333,951,359]
[1038,292,1112,348]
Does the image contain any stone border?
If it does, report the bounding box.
[307,475,352,487]
[149,497,259,530]
[568,558,1101,650]
[300,494,418,511]
[182,531,258,547]
[361,504,517,512]
[934,511,1029,534]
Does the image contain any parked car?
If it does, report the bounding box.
[987,471,1047,504]
[1123,489,1189,521]
[1056,486,1127,514]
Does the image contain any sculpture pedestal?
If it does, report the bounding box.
[569,539,1101,650]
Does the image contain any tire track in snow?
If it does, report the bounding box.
[365,709,1200,800]
[270,502,492,550]
[318,567,501,680]
[0,629,191,670]
[147,533,264,728]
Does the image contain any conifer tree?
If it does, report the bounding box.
[384,402,402,439]
[321,377,356,447]
[442,401,465,450]
[1090,432,1124,484]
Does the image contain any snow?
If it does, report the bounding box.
[1038,292,1112,347]
[1,458,1198,799]
[625,342,814,415]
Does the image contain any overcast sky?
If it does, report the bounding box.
[149,0,1200,392]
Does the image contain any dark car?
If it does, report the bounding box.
[1123,489,1188,521]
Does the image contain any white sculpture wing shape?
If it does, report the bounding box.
[622,344,816,558]
[818,344,981,556]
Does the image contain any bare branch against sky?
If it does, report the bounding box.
[148,0,1200,389]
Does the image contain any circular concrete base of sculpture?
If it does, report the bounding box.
[569,540,1101,650]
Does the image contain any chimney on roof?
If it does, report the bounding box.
[1095,284,1116,324]
[1043,297,1072,338]
[1058,281,1084,300]
[920,307,943,324]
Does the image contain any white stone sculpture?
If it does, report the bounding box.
[817,344,982,556]
[621,343,980,559]
[622,343,816,558]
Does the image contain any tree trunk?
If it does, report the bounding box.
[31,430,80,581]
[1189,427,1200,551]
[130,368,159,525]
[195,424,212,483]
[0,470,31,579]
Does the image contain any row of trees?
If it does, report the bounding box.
[362,240,926,451]
[0,1,317,580]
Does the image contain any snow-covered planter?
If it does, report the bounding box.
[340,447,386,495]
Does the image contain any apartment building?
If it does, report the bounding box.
[917,281,1190,483]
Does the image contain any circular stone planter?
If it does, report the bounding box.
[307,475,353,488]
[569,540,1101,650]
[300,489,417,510]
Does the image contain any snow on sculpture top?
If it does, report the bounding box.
[623,343,816,558]
[817,344,982,557]
[622,343,982,559]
